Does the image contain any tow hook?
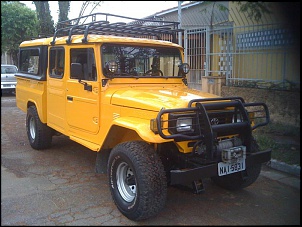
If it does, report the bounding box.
[192,179,205,194]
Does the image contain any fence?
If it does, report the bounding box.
[184,23,300,91]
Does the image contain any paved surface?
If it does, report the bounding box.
[1,94,300,225]
[261,165,300,190]
[267,159,300,178]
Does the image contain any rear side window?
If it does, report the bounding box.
[17,46,48,80]
[19,48,40,74]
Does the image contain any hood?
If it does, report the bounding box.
[110,87,220,111]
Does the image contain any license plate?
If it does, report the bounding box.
[218,159,245,176]
[3,84,15,88]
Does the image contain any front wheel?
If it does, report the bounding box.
[26,106,53,150]
[108,141,167,221]
[211,138,262,190]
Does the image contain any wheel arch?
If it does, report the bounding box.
[101,125,143,150]
[101,117,171,150]
[27,100,46,123]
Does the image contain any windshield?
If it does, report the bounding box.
[1,65,18,74]
[101,44,183,78]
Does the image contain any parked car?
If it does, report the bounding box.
[1,64,18,95]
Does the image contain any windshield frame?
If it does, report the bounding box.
[101,43,183,78]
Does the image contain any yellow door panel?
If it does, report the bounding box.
[66,81,99,134]
[47,78,66,132]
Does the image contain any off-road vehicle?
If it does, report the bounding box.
[15,13,271,221]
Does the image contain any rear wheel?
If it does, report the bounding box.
[108,141,167,221]
[26,106,53,150]
[211,138,262,190]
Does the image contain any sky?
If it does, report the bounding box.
[20,1,181,24]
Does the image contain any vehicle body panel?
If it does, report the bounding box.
[1,64,18,93]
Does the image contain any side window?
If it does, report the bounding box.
[70,48,96,81]
[19,48,40,74]
[49,47,65,78]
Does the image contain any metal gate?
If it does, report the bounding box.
[184,24,300,91]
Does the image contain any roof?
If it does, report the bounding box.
[20,34,182,48]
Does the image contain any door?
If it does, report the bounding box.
[47,47,66,133]
[66,47,100,135]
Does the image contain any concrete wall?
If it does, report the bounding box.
[221,86,300,127]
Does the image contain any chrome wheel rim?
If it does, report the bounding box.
[116,161,136,202]
[29,117,36,139]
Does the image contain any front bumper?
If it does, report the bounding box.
[170,149,271,185]
[1,82,17,90]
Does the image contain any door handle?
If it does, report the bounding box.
[67,96,73,101]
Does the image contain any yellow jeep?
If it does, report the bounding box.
[15,13,271,221]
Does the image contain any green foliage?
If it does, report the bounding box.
[254,132,300,165]
[33,1,54,35]
[237,2,271,22]
[1,1,38,64]
[198,1,271,24]
[253,122,300,165]
[58,1,70,25]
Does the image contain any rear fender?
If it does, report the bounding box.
[27,100,46,123]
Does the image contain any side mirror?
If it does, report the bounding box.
[179,63,190,75]
[178,63,190,86]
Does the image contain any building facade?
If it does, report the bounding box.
[143,1,300,93]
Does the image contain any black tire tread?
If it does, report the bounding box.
[108,140,167,221]
[26,106,52,150]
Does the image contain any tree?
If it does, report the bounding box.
[55,1,103,27]
[199,1,271,26]
[58,1,70,22]
[236,2,271,22]
[1,1,39,65]
[73,1,103,25]
[33,1,54,35]
[58,1,70,24]
[77,1,102,18]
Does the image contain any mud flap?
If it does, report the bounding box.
[95,149,110,174]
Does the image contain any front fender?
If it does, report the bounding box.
[113,117,172,144]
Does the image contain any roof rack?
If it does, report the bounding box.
[51,12,182,45]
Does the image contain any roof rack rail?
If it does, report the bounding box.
[31,34,53,40]
[51,12,182,45]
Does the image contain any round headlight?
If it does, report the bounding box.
[106,61,118,73]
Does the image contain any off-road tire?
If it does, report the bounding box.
[108,141,167,221]
[211,138,262,190]
[26,106,53,150]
